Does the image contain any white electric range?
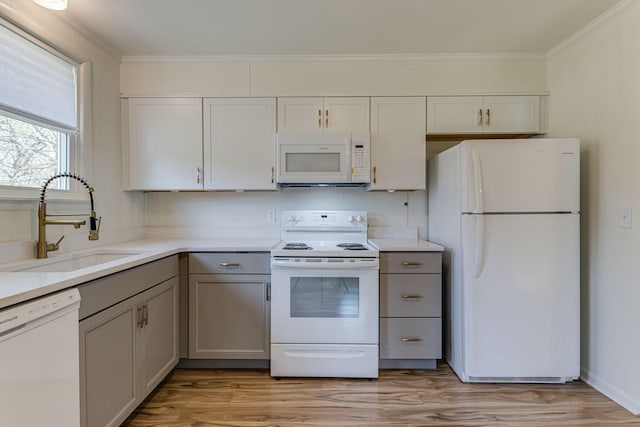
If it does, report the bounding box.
[270,210,379,378]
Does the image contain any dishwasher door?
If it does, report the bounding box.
[0,288,81,427]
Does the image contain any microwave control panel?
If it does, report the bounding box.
[351,133,371,183]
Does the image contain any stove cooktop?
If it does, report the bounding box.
[271,240,378,257]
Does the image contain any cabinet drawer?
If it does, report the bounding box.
[380,318,442,360]
[78,255,178,320]
[189,252,270,274]
[380,274,441,317]
[380,252,442,274]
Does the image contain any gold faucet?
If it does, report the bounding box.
[37,173,101,259]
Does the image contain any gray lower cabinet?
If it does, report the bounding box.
[188,252,270,360]
[379,251,442,369]
[78,256,179,427]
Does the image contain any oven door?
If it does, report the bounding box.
[271,262,378,344]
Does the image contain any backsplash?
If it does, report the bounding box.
[144,188,428,239]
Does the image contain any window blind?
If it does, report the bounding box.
[0,24,77,129]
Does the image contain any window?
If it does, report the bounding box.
[0,22,78,191]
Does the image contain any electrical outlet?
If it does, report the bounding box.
[618,207,632,229]
[267,209,276,224]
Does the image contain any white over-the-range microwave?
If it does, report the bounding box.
[276,133,371,186]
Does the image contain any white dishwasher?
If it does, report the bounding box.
[0,288,81,427]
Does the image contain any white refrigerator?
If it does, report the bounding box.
[428,138,580,383]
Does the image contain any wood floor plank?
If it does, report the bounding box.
[123,363,640,426]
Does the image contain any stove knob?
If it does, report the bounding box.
[355,215,363,223]
[348,215,356,223]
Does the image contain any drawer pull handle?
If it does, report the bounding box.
[401,294,424,300]
[401,261,423,267]
[401,337,423,343]
[219,263,241,268]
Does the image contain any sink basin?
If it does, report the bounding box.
[2,251,141,272]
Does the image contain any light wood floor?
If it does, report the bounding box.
[123,362,640,426]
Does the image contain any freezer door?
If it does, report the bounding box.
[460,213,580,380]
[460,138,580,213]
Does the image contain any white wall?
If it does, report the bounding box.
[546,0,640,414]
[144,188,427,238]
[0,2,144,259]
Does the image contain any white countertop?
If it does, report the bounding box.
[0,237,444,310]
[369,239,444,252]
[0,238,279,310]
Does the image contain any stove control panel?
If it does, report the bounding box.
[282,210,367,230]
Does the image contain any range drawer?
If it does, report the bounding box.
[380,274,442,317]
[380,252,442,274]
[189,252,270,274]
[380,318,442,359]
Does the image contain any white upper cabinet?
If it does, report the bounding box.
[124,98,203,190]
[203,98,277,190]
[277,97,370,133]
[370,97,426,191]
[427,95,541,134]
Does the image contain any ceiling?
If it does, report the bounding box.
[59,0,624,57]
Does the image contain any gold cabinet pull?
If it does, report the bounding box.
[325,109,329,128]
[478,108,483,126]
[318,109,322,128]
[401,337,423,343]
[219,262,241,268]
[401,294,424,300]
[137,305,144,328]
[486,108,491,126]
[401,261,423,267]
[142,304,149,326]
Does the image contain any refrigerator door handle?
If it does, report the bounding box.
[473,214,486,278]
[472,150,484,214]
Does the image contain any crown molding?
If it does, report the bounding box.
[547,0,635,58]
[121,52,547,64]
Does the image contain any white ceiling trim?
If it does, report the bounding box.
[121,53,547,64]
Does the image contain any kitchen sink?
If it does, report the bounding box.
[1,251,142,272]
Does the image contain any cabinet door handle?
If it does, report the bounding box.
[137,305,144,328]
[271,166,275,184]
[401,337,423,343]
[196,167,201,184]
[142,304,149,327]
[318,109,322,128]
[485,108,491,126]
[219,262,241,268]
[401,261,423,267]
[478,108,483,126]
[325,109,329,128]
[401,294,424,301]
[373,166,377,184]
[266,282,271,301]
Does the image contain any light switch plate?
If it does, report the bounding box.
[618,207,632,228]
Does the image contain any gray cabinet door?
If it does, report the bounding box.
[189,274,270,359]
[80,298,138,427]
[138,277,179,398]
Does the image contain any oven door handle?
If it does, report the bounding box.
[271,259,379,269]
